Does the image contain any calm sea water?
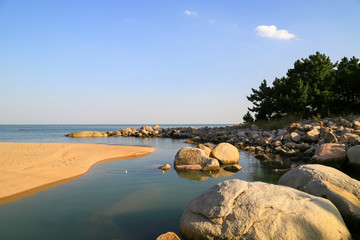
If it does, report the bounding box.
[0,125,294,240]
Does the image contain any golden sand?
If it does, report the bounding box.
[0,142,155,203]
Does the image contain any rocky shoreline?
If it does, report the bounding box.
[66,117,360,170]
[65,119,360,239]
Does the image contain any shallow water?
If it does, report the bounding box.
[0,125,296,239]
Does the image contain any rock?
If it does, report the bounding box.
[107,131,113,136]
[276,129,287,136]
[184,140,196,144]
[156,232,181,240]
[305,180,360,228]
[278,164,360,200]
[140,126,154,132]
[339,118,352,128]
[210,143,239,164]
[112,130,122,137]
[274,146,287,154]
[304,127,320,142]
[340,133,360,145]
[174,147,220,171]
[294,129,306,136]
[347,145,360,168]
[304,146,316,156]
[255,146,263,153]
[121,128,134,136]
[295,143,311,151]
[65,131,108,138]
[198,144,211,157]
[248,146,256,152]
[250,124,259,130]
[255,154,270,160]
[223,164,242,172]
[353,121,360,130]
[175,165,202,171]
[324,132,338,143]
[289,123,302,132]
[302,124,313,132]
[204,144,214,150]
[153,125,161,130]
[180,179,351,240]
[311,143,346,165]
[284,141,297,148]
[159,164,171,171]
[290,132,301,143]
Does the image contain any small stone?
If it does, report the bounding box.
[223,164,242,172]
[159,164,171,171]
[156,232,181,240]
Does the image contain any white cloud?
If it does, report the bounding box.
[255,25,295,40]
[184,10,197,16]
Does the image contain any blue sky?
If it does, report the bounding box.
[1,0,359,124]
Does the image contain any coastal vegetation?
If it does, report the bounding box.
[245,52,360,122]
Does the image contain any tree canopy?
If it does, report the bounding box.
[246,52,360,121]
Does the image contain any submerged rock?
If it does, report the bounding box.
[180,179,351,240]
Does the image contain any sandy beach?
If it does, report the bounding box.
[0,142,155,203]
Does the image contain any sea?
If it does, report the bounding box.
[0,125,297,240]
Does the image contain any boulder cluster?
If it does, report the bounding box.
[174,143,241,172]
[180,164,359,240]
[65,117,360,170]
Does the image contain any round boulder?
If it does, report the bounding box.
[210,143,239,164]
[278,164,360,200]
[174,147,220,171]
[347,145,360,169]
[311,143,346,165]
[180,179,351,240]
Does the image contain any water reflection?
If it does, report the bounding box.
[175,168,237,182]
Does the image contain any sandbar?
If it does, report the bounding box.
[0,142,155,203]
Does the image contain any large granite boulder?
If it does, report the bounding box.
[311,143,346,165]
[210,143,239,164]
[174,147,220,171]
[180,179,351,240]
[65,131,108,138]
[305,180,360,228]
[198,144,211,157]
[278,164,360,199]
[346,145,360,169]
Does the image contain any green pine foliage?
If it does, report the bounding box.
[246,52,360,121]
